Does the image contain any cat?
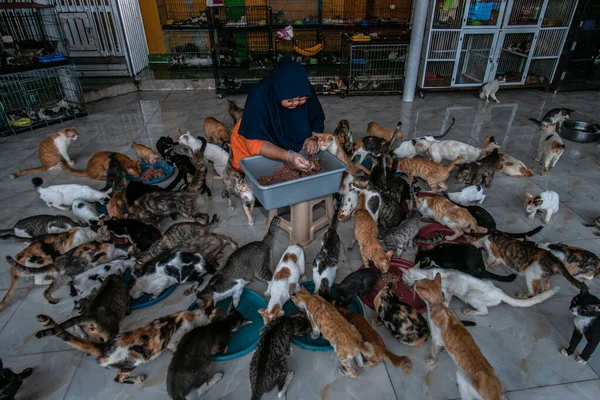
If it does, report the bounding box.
[126,192,213,227]
[204,117,230,146]
[37,272,130,342]
[395,156,463,193]
[583,216,600,237]
[0,358,32,399]
[10,127,78,178]
[404,266,559,316]
[72,200,101,225]
[221,146,256,224]
[61,151,140,180]
[530,108,575,132]
[415,243,517,282]
[382,183,420,257]
[414,274,505,400]
[560,287,600,364]
[125,173,186,207]
[415,136,499,165]
[351,128,399,165]
[190,217,279,307]
[313,133,370,176]
[496,153,533,177]
[178,132,228,176]
[156,136,178,159]
[539,243,600,281]
[536,124,565,176]
[235,178,257,225]
[250,315,310,400]
[455,148,501,188]
[32,177,111,211]
[260,245,305,324]
[347,192,394,272]
[99,218,162,252]
[167,305,251,399]
[107,189,127,219]
[463,205,497,231]
[100,153,125,192]
[0,215,81,239]
[131,142,159,164]
[228,100,244,125]
[337,307,412,374]
[338,172,358,221]
[525,190,559,223]
[130,251,216,300]
[181,145,211,197]
[366,121,403,142]
[165,152,197,185]
[447,185,485,206]
[393,118,456,159]
[70,259,135,300]
[330,268,381,307]
[333,119,353,156]
[373,285,429,346]
[479,76,506,103]
[36,308,215,384]
[313,193,342,297]
[291,288,374,378]
[416,195,487,240]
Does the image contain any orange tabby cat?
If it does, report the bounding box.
[395,157,463,193]
[62,152,140,180]
[131,142,160,164]
[107,189,127,218]
[366,121,403,142]
[337,307,412,375]
[416,196,487,240]
[313,133,370,176]
[204,117,230,145]
[347,192,393,272]
[291,288,373,378]
[11,128,78,179]
[415,274,505,400]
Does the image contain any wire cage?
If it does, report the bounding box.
[156,0,210,28]
[431,0,467,29]
[215,67,272,95]
[455,33,495,85]
[0,3,67,72]
[164,29,214,68]
[465,0,504,27]
[211,6,271,28]
[0,64,86,136]
[527,58,556,84]
[368,0,412,27]
[269,0,319,26]
[542,0,577,27]
[321,0,367,26]
[506,0,545,26]
[216,29,272,68]
[423,60,454,87]
[497,32,534,83]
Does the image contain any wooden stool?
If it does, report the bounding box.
[266,195,334,246]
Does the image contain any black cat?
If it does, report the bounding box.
[100,219,161,252]
[156,136,178,159]
[330,268,381,307]
[561,287,600,364]
[0,358,32,400]
[100,153,125,192]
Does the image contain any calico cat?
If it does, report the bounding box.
[414,274,505,400]
[536,125,565,176]
[313,133,370,176]
[250,315,309,400]
[33,178,111,211]
[228,100,244,125]
[190,217,279,307]
[333,119,353,156]
[373,285,429,346]
[349,174,407,231]
[313,193,342,297]
[496,153,533,177]
[100,153,125,192]
[455,149,500,188]
[204,117,230,145]
[0,215,81,239]
[291,288,373,378]
[395,156,463,193]
[0,358,32,399]
[61,151,140,180]
[560,288,600,364]
[36,308,215,384]
[99,219,161,252]
[415,243,517,282]
[337,307,412,374]
[540,243,600,281]
[583,217,600,237]
[479,76,506,103]
[167,305,251,399]
[156,136,178,159]
[348,193,394,272]
[525,190,559,223]
[530,108,575,132]
[131,142,159,164]
[330,268,381,307]
[382,183,420,257]
[367,121,403,142]
[416,196,487,240]
[235,178,256,225]
[37,273,130,342]
[351,128,399,165]
[10,127,78,179]
[126,191,213,227]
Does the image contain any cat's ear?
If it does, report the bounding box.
[526,193,533,199]
[385,250,395,259]
[433,273,442,285]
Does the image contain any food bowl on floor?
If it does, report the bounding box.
[123,269,177,310]
[128,161,174,184]
[415,223,466,250]
[561,120,600,143]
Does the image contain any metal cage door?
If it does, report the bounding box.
[452,30,499,86]
[491,29,538,84]
[59,12,97,53]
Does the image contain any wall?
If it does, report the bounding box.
[139,0,167,54]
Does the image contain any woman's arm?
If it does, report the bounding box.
[260,142,311,170]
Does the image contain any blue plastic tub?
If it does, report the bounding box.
[127,161,174,185]
[240,150,346,210]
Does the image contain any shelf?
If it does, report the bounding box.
[0,60,72,75]
[501,48,530,58]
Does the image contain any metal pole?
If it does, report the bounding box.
[402,0,429,102]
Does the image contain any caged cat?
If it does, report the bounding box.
[560,287,600,364]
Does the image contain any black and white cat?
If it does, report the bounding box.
[313,194,342,297]
[530,108,575,132]
[561,287,600,364]
[479,76,506,103]
[72,200,102,225]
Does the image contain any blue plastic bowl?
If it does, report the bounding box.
[188,288,267,361]
[124,269,177,310]
[283,281,363,352]
[127,161,174,185]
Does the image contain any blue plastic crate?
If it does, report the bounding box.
[468,1,493,21]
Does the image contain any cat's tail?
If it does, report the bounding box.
[502,226,543,239]
[35,314,103,357]
[35,315,97,338]
[545,254,588,292]
[59,162,88,177]
[528,117,542,125]
[31,177,44,191]
[434,117,455,139]
[479,270,517,282]
[499,285,560,307]
[10,166,48,179]
[389,122,402,146]
[330,193,343,230]
[446,156,465,173]
[5,256,56,275]
[0,266,21,311]
[262,216,280,247]
[383,348,413,376]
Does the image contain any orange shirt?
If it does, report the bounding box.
[230,119,265,171]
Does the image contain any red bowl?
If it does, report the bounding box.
[359,259,427,313]
[416,223,466,250]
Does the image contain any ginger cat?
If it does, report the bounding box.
[416,196,487,241]
[395,156,463,193]
[204,117,230,145]
[313,133,370,176]
[131,142,160,164]
[107,189,127,218]
[62,152,140,180]
[291,288,373,378]
[347,192,394,272]
[366,121,403,142]
[11,128,78,179]
[415,274,505,400]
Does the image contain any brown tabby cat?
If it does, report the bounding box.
[62,152,141,180]
[347,193,394,272]
[395,156,463,193]
[131,142,160,164]
[313,133,370,176]
[415,274,505,400]
[366,121,403,142]
[204,117,230,145]
[291,288,373,378]
[416,196,487,241]
[10,128,78,179]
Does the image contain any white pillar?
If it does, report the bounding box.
[402,0,429,102]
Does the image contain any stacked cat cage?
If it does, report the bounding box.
[419,0,578,91]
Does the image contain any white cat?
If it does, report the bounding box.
[33,178,111,211]
[179,132,228,176]
[259,244,305,324]
[536,124,565,176]
[447,185,486,206]
[479,76,506,103]
[71,259,135,300]
[415,137,499,164]
[71,199,102,224]
[403,265,560,315]
[525,191,560,224]
[393,138,433,159]
[338,172,358,221]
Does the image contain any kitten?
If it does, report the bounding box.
[583,216,600,237]
[330,268,381,307]
[337,307,412,374]
[72,200,101,225]
[525,190,559,223]
[166,153,197,185]
[250,315,310,400]
[221,146,256,224]
[70,259,135,300]
[530,108,575,132]
[61,151,140,180]
[539,243,600,281]
[313,133,370,176]
[416,195,487,240]
[261,245,305,324]
[366,121,403,143]
[155,136,178,159]
[204,117,230,145]
[395,156,463,193]
[333,119,353,156]
[373,285,429,346]
[99,218,162,252]
[291,288,374,378]
[100,153,125,192]
[447,185,485,206]
[414,274,505,400]
[351,129,399,165]
[167,305,251,399]
[36,308,215,384]
[10,127,78,178]
[560,287,600,364]
[37,273,130,342]
[382,184,420,257]
[347,193,394,272]
[0,358,33,399]
[415,135,498,165]
[313,193,342,297]
[334,75,347,91]
[479,76,506,103]
[405,266,558,316]
[455,148,500,188]
[131,142,159,164]
[228,100,244,125]
[0,215,81,239]
[32,177,111,211]
[536,124,565,176]
[190,217,278,307]
[126,192,213,227]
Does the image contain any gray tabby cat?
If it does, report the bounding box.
[127,191,214,227]
[181,145,211,198]
[313,194,343,297]
[0,215,82,239]
[221,146,256,225]
[479,76,506,103]
[350,176,407,231]
[383,184,420,257]
[529,108,575,132]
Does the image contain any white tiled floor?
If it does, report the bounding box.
[0,88,599,399]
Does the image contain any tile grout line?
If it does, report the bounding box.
[504,377,600,396]
[61,350,85,400]
[0,287,31,336]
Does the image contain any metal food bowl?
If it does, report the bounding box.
[561,120,600,143]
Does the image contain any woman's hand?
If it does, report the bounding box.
[287,151,312,171]
[303,136,319,156]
